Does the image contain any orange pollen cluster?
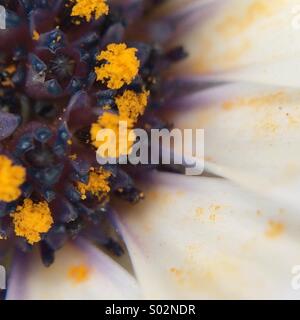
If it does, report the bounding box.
[90,90,149,158]
[95,43,140,90]
[71,0,109,22]
[12,199,53,245]
[0,155,26,202]
[77,167,111,200]
[116,90,149,123]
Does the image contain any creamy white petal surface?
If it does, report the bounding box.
[116,172,300,299]
[6,240,141,300]
[173,0,300,87]
[171,82,300,211]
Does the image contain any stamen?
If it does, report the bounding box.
[77,167,111,200]
[90,112,135,158]
[90,89,148,158]
[0,155,26,202]
[116,90,149,123]
[71,0,109,22]
[12,199,53,245]
[95,44,140,89]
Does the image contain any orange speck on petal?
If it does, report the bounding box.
[216,0,273,38]
[195,207,204,217]
[68,264,91,284]
[265,220,285,239]
[222,92,286,111]
[170,267,183,277]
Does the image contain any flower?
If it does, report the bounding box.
[1,0,300,300]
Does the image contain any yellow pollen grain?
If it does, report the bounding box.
[208,204,222,222]
[265,220,285,239]
[69,154,77,160]
[195,207,204,217]
[68,264,91,284]
[5,65,16,74]
[77,167,111,200]
[12,199,53,245]
[222,92,286,111]
[216,0,272,38]
[0,155,26,202]
[256,210,262,217]
[71,0,109,22]
[32,30,40,40]
[116,90,149,123]
[95,43,140,89]
[1,65,16,87]
[170,267,183,277]
[169,267,191,286]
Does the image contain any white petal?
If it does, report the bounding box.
[208,58,300,88]
[6,240,141,300]
[173,0,300,86]
[172,83,300,210]
[116,172,300,299]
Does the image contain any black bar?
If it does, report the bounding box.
[1,300,299,318]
